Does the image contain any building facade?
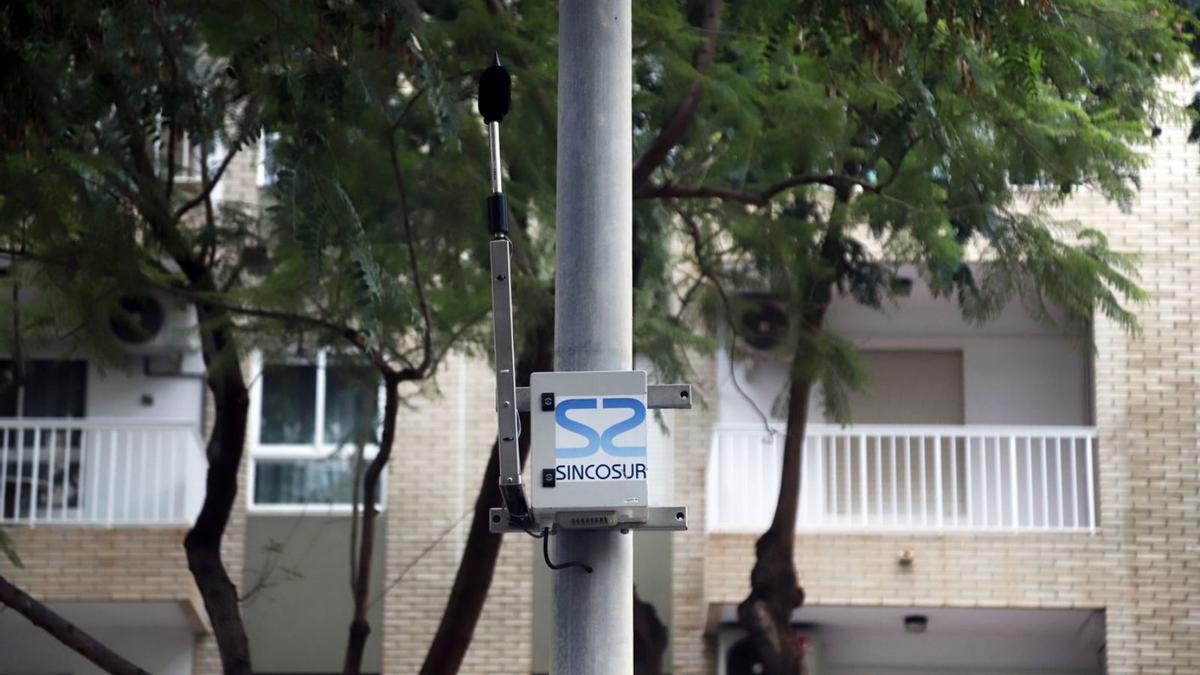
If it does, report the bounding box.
[673,95,1200,673]
[2,92,1198,675]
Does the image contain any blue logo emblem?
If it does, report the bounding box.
[555,397,647,459]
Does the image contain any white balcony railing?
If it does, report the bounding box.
[707,423,1098,534]
[0,418,206,527]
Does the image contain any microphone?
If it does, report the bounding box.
[479,54,510,236]
[478,53,511,124]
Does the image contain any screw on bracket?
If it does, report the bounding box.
[541,392,555,412]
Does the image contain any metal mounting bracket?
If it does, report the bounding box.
[490,237,529,520]
[514,383,693,412]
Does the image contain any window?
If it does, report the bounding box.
[259,363,317,445]
[825,350,967,520]
[0,360,87,419]
[248,351,383,511]
[153,122,225,187]
[257,132,281,187]
[1,360,87,519]
[253,458,366,506]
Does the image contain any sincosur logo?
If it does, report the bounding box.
[554,396,648,482]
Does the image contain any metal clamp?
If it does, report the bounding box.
[489,505,689,533]
[514,384,693,411]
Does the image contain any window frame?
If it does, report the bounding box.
[247,350,386,513]
[0,359,88,420]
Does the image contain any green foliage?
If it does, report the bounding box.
[0,0,1187,411]
[651,1,1189,416]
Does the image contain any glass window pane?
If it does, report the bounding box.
[259,364,316,444]
[253,458,378,506]
[323,365,379,446]
[0,361,17,417]
[24,360,87,418]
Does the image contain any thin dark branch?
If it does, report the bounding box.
[348,442,366,593]
[161,283,392,372]
[166,122,177,201]
[199,141,219,267]
[149,5,182,201]
[631,0,724,191]
[173,143,240,220]
[99,74,168,216]
[673,203,774,433]
[672,273,705,322]
[343,374,400,675]
[873,132,923,193]
[638,172,878,207]
[0,574,151,675]
[426,307,490,380]
[390,88,427,133]
[387,129,433,376]
[369,507,472,605]
[0,242,408,381]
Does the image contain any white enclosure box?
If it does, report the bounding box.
[530,370,649,524]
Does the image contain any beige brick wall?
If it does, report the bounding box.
[4,526,199,606]
[673,355,720,675]
[674,94,1200,673]
[382,354,533,674]
[1085,101,1200,672]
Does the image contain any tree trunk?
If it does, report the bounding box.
[343,375,401,675]
[736,302,828,675]
[418,335,551,674]
[633,587,669,675]
[183,297,253,675]
[417,429,524,675]
[0,573,151,675]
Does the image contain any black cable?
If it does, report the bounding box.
[540,528,592,574]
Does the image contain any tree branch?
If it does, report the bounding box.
[631,0,724,191]
[638,171,878,206]
[173,141,241,221]
[674,204,774,433]
[166,121,178,202]
[387,129,433,376]
[342,374,400,675]
[199,140,220,267]
[0,574,151,675]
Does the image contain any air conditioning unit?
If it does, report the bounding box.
[108,293,200,357]
[735,292,789,353]
[717,625,826,675]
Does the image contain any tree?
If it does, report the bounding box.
[0,3,271,671]
[7,4,1180,675]
[638,2,1190,672]
[0,4,682,674]
[0,2,483,673]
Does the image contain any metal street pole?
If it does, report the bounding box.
[553,1,634,673]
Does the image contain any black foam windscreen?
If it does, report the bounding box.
[478,53,511,123]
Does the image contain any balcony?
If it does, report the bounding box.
[0,418,205,526]
[707,423,1098,534]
